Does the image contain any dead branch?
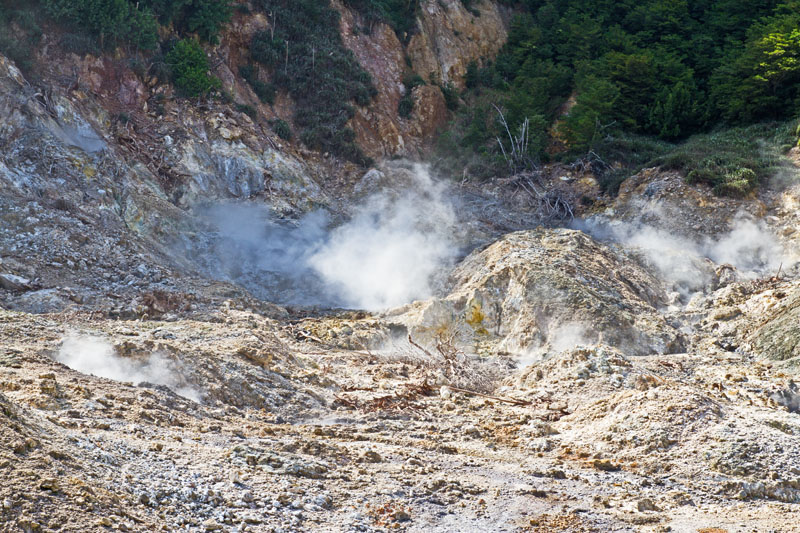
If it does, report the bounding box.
[446,386,531,406]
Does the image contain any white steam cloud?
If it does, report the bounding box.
[577,209,790,299]
[516,322,596,368]
[308,165,457,310]
[187,164,458,311]
[57,336,201,402]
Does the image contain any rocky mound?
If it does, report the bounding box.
[389,228,685,357]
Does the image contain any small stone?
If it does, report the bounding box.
[637,498,659,512]
[463,425,480,438]
[393,509,411,522]
[360,450,382,463]
[39,478,59,492]
[592,459,620,472]
[313,494,332,509]
[0,273,31,291]
[439,386,452,400]
[203,519,222,531]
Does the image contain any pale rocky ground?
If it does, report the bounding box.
[2,5,800,532]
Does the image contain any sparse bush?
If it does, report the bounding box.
[0,6,43,72]
[397,72,423,119]
[142,0,232,43]
[236,103,257,119]
[239,64,276,104]
[342,0,419,41]
[269,118,291,141]
[250,0,376,165]
[166,38,220,97]
[440,81,459,111]
[398,96,413,118]
[647,122,794,196]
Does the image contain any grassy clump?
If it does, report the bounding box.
[251,0,375,165]
[398,73,424,119]
[269,118,292,141]
[647,122,796,196]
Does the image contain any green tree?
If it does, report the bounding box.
[561,75,620,149]
[711,5,800,121]
[166,38,220,96]
[648,81,702,139]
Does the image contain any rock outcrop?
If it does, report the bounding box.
[339,0,508,158]
[389,228,685,357]
[408,0,508,89]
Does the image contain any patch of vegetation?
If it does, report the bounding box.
[236,103,257,119]
[251,0,376,165]
[143,0,233,44]
[269,118,291,141]
[42,0,160,50]
[648,122,795,196]
[398,73,424,119]
[440,81,460,111]
[0,4,42,72]
[342,0,419,41]
[239,64,276,105]
[38,0,231,52]
[443,0,800,196]
[166,38,220,97]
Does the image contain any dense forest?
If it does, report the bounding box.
[1,0,798,192]
[446,0,800,193]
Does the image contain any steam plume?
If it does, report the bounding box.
[188,164,458,310]
[57,336,201,402]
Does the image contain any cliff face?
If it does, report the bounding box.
[408,0,508,90]
[338,0,509,158]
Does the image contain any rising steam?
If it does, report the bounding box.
[187,164,458,311]
[577,209,789,298]
[57,336,201,402]
[308,165,457,309]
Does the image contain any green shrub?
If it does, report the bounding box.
[0,6,42,71]
[403,72,425,90]
[398,95,413,118]
[269,118,291,141]
[397,72,423,119]
[440,81,459,111]
[166,38,220,97]
[236,103,257,119]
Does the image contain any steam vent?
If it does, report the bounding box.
[2,1,800,531]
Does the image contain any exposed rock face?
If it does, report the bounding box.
[338,0,506,158]
[389,228,685,357]
[409,0,508,89]
[735,283,800,364]
[612,168,768,238]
